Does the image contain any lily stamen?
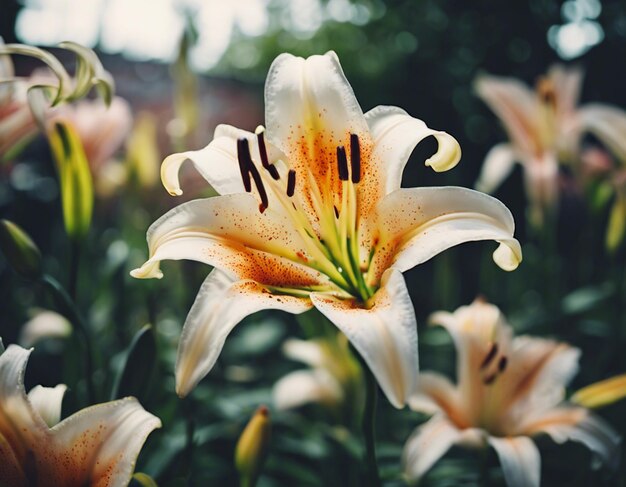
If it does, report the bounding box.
[337,146,349,181]
[236,138,252,193]
[255,126,280,180]
[287,169,296,197]
[350,133,361,184]
[480,342,498,370]
[237,137,270,212]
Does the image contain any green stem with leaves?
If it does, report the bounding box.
[41,274,95,404]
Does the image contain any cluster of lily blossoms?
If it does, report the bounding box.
[0,343,160,486]
[403,299,619,487]
[132,51,522,408]
[475,65,626,226]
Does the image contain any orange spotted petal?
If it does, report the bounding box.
[176,269,312,397]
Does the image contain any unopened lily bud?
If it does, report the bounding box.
[572,373,626,409]
[0,219,42,279]
[235,405,271,487]
[48,120,94,242]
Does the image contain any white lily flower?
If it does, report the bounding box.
[403,299,620,487]
[0,343,161,487]
[273,335,361,410]
[132,51,522,407]
[19,309,72,348]
[475,65,626,225]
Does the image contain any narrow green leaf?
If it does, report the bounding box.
[111,325,158,402]
[48,120,94,241]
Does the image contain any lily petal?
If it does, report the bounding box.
[264,51,376,219]
[273,369,343,410]
[265,51,367,156]
[28,384,67,427]
[161,124,285,197]
[474,73,542,156]
[283,338,326,368]
[52,397,161,487]
[130,193,321,287]
[522,407,620,469]
[372,187,521,282]
[310,268,418,408]
[500,337,580,416]
[364,105,461,193]
[409,372,465,425]
[176,269,312,397]
[488,436,541,487]
[578,103,626,163]
[402,415,461,483]
[0,345,48,454]
[475,143,518,194]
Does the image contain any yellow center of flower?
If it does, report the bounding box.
[237,128,375,303]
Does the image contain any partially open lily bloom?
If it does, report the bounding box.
[273,335,362,411]
[0,48,38,158]
[132,51,522,407]
[403,299,619,487]
[0,344,161,486]
[475,65,626,224]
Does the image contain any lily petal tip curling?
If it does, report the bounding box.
[130,261,163,280]
[161,152,189,196]
[424,132,462,173]
[493,240,522,271]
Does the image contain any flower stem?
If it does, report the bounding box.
[359,356,381,487]
[41,274,96,404]
[68,239,81,302]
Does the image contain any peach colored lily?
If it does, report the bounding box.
[0,49,38,159]
[0,343,161,487]
[475,65,626,225]
[403,299,619,487]
[132,51,522,407]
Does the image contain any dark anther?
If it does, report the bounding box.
[498,356,508,373]
[287,169,296,197]
[337,146,349,181]
[239,138,269,212]
[483,373,497,385]
[237,138,252,192]
[333,205,339,219]
[256,131,280,180]
[480,342,498,370]
[350,133,361,183]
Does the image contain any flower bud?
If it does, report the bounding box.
[572,373,626,409]
[0,219,42,279]
[235,405,271,487]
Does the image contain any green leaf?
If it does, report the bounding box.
[111,324,158,402]
[131,473,159,487]
[48,120,94,241]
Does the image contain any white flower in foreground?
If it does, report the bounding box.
[0,344,161,487]
[403,299,619,487]
[273,335,361,411]
[475,65,626,224]
[132,51,522,407]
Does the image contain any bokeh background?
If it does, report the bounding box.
[1,0,626,485]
